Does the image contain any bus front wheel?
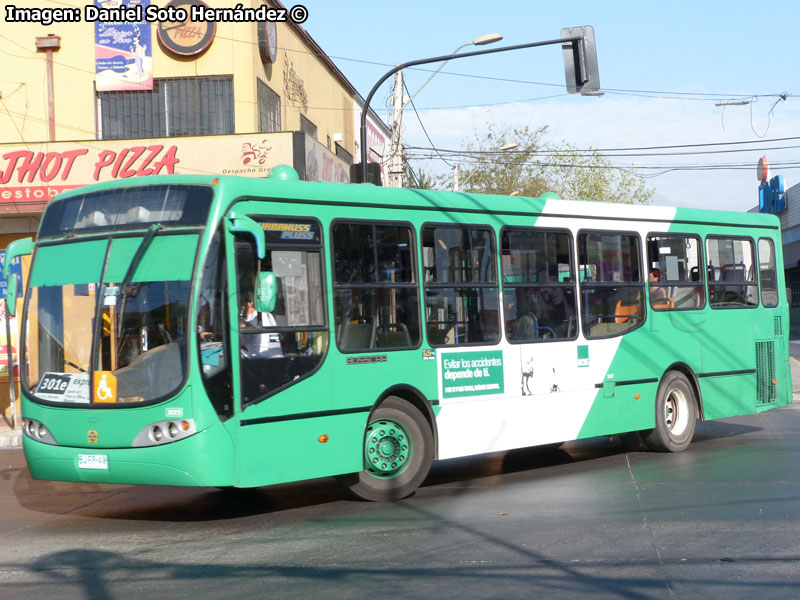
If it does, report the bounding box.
[342,396,434,502]
[644,371,697,452]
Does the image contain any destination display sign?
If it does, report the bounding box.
[35,372,90,403]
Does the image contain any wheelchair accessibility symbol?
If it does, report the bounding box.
[93,371,118,403]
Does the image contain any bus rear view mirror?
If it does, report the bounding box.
[256,271,277,313]
[2,236,33,280]
[3,236,33,317]
[226,212,265,259]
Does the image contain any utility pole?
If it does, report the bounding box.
[387,70,405,188]
[359,28,600,184]
[453,164,460,192]
[36,35,61,142]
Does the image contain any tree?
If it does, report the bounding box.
[545,143,654,205]
[411,168,439,190]
[457,125,550,198]
[422,124,653,205]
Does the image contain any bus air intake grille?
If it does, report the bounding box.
[755,340,776,406]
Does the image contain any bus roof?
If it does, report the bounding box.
[52,172,780,231]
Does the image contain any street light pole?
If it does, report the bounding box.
[359,27,599,183]
[385,34,502,188]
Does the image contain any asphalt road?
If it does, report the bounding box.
[1,404,800,599]
[790,336,800,362]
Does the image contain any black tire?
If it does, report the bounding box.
[341,396,434,502]
[644,371,697,452]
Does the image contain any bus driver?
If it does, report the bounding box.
[240,296,283,358]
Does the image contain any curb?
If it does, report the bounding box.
[0,432,21,449]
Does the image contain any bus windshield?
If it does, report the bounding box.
[24,233,199,406]
[27,280,191,405]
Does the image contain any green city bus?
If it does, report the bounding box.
[6,165,791,501]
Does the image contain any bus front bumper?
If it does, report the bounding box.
[22,423,234,487]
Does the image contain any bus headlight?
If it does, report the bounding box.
[21,418,59,445]
[132,419,196,447]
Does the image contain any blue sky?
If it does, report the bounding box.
[299,0,800,210]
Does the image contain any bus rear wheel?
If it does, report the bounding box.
[343,396,433,502]
[644,371,697,452]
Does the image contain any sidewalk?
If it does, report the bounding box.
[0,419,22,449]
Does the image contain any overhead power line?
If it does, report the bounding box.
[2,28,792,111]
[404,152,800,178]
[405,135,800,157]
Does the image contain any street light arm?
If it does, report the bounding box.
[404,42,471,107]
[359,35,582,182]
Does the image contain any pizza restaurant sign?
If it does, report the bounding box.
[0,132,297,204]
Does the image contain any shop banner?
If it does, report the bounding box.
[0,132,296,203]
[95,0,153,92]
[302,134,350,183]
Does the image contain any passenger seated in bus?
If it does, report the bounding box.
[504,287,537,340]
[477,309,500,343]
[240,297,283,358]
[540,287,574,338]
[648,268,676,308]
[649,268,667,300]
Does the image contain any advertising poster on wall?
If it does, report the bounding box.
[297,133,350,183]
[0,251,22,380]
[0,300,18,380]
[94,0,153,92]
[0,251,22,300]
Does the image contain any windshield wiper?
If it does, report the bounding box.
[64,358,87,373]
[116,223,163,343]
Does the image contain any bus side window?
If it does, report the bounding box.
[646,234,704,310]
[578,231,644,338]
[758,238,779,308]
[706,237,758,309]
[197,226,233,418]
[501,227,577,343]
[234,216,327,406]
[422,225,500,346]
[332,221,421,352]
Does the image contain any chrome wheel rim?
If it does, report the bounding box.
[664,388,690,436]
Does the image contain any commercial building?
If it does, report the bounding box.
[0,0,390,418]
[776,183,800,330]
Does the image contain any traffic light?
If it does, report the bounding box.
[561,26,600,95]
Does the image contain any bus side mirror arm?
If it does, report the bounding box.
[6,274,20,316]
[3,237,33,317]
[226,212,265,259]
[3,237,33,281]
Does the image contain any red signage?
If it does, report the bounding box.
[0,145,180,203]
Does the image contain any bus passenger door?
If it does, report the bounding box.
[226,212,337,488]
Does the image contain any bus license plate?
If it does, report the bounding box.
[78,454,108,470]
